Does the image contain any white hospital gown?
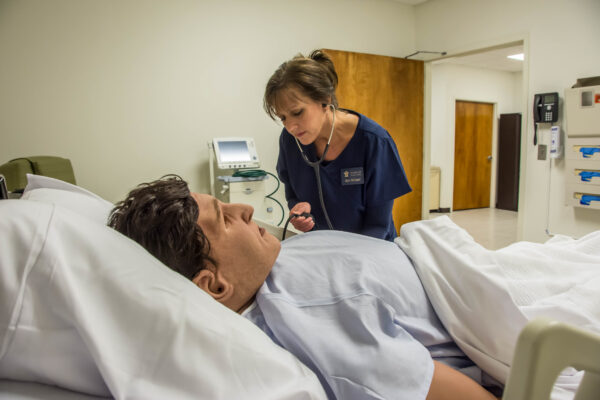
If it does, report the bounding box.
[243,230,462,400]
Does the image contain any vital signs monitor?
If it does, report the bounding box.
[212,137,260,170]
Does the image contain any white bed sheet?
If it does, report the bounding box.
[396,216,600,400]
[0,380,110,400]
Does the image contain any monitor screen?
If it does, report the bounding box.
[217,140,252,162]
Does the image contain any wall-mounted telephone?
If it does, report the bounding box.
[534,92,559,123]
[533,92,559,145]
[0,175,8,200]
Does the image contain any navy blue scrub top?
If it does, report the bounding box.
[276,110,411,241]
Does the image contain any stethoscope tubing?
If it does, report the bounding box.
[293,105,336,230]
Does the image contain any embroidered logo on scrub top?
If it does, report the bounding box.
[341,167,364,185]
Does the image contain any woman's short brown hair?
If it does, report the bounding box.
[263,49,339,120]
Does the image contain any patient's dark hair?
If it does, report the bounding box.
[108,175,214,280]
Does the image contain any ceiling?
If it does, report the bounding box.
[431,45,524,72]
[386,0,524,72]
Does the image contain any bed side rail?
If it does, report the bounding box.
[503,317,600,400]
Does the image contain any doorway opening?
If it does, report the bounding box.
[426,41,525,209]
[424,40,526,242]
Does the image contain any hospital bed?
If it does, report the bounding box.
[0,174,599,400]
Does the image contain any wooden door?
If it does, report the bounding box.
[453,101,493,210]
[324,49,423,230]
[496,113,521,211]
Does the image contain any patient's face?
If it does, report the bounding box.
[191,193,281,307]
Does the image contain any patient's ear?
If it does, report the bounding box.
[192,269,233,303]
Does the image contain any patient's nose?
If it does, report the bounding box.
[226,203,253,222]
[242,204,254,222]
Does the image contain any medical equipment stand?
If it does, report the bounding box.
[208,142,274,224]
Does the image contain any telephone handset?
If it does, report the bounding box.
[0,175,8,200]
[533,92,559,145]
[533,92,559,123]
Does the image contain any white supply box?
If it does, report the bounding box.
[565,84,600,210]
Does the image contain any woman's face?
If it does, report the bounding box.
[275,88,329,146]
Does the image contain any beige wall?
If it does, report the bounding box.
[3,0,598,242]
[417,0,600,241]
[0,0,416,205]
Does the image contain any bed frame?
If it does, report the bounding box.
[0,318,599,399]
[1,317,599,399]
[503,317,600,399]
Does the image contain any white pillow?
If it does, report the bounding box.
[21,174,113,223]
[0,199,326,399]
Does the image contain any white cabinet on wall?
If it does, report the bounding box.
[565,84,600,210]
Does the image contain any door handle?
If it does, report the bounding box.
[487,155,492,161]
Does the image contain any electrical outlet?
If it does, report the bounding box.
[538,144,547,160]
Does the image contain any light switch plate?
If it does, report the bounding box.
[538,144,547,160]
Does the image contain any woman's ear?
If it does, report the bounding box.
[192,269,233,303]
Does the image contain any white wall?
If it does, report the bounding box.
[430,63,522,210]
[417,0,600,242]
[0,0,416,213]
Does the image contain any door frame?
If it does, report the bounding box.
[422,35,529,240]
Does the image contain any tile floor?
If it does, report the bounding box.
[428,208,518,250]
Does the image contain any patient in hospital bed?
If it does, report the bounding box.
[107,175,497,400]
[2,174,598,399]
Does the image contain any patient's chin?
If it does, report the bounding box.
[270,241,282,264]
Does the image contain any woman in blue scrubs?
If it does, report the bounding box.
[263,50,411,241]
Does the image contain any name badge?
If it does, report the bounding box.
[341,167,364,186]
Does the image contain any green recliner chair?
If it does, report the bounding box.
[0,156,76,193]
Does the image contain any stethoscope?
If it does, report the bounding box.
[292,104,336,231]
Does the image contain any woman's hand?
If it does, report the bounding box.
[289,202,315,232]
